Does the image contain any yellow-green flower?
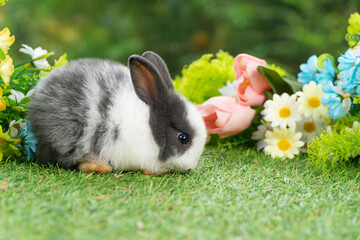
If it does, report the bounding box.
[0,126,21,161]
[347,12,360,47]
[0,0,8,6]
[0,27,15,55]
[0,55,14,87]
[54,53,68,68]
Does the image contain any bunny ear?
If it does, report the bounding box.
[142,51,174,91]
[128,55,167,105]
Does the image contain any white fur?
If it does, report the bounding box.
[100,81,162,172]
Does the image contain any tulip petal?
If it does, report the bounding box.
[217,105,256,138]
[197,96,242,113]
[214,110,231,127]
[236,84,266,106]
[197,96,256,138]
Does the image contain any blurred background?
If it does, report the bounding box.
[2,0,359,77]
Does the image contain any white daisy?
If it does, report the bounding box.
[296,81,329,120]
[251,120,273,150]
[19,44,51,69]
[218,80,237,98]
[264,127,304,159]
[296,116,327,144]
[261,93,301,129]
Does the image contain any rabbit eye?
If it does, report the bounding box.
[177,132,189,144]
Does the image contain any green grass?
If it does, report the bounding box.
[1,146,360,240]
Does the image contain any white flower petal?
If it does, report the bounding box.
[218,80,237,98]
[263,127,303,159]
[8,90,25,102]
[297,81,328,119]
[342,98,352,113]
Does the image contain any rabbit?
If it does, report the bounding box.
[27,51,207,175]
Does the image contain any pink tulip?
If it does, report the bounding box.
[197,96,256,138]
[235,82,266,106]
[234,54,271,106]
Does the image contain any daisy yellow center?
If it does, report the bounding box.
[279,107,291,118]
[343,93,351,99]
[303,121,316,133]
[277,139,291,152]
[308,97,321,108]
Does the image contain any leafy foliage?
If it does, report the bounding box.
[173,50,234,104]
[307,127,360,172]
[0,70,39,132]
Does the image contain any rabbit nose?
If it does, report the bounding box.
[187,168,192,172]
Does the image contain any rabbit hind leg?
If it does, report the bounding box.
[78,156,113,174]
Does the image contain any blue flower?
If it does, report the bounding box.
[338,51,360,93]
[297,55,320,85]
[19,121,37,161]
[317,58,337,84]
[339,67,359,93]
[321,81,351,120]
[338,51,357,71]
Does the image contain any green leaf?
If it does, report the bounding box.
[11,106,25,112]
[20,97,30,105]
[264,90,273,100]
[283,75,303,92]
[0,49,6,60]
[257,66,302,94]
[5,97,17,106]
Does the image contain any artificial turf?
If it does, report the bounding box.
[0,146,359,240]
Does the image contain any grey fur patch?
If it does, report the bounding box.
[149,92,195,162]
[92,123,108,155]
[113,126,120,141]
[91,72,121,154]
[28,58,127,168]
[28,67,89,168]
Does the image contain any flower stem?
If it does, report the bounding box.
[14,59,35,68]
[16,67,43,71]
